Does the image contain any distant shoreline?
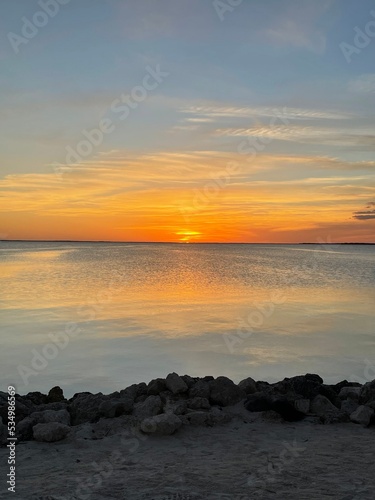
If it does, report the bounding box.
[0,240,374,245]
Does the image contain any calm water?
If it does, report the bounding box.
[1,242,374,397]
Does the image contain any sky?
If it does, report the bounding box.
[0,0,374,243]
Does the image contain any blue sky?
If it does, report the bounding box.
[0,0,374,242]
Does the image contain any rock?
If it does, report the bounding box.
[333,380,362,393]
[98,399,133,418]
[281,374,323,400]
[34,402,68,412]
[187,397,211,410]
[238,377,257,395]
[47,386,65,403]
[339,387,361,401]
[140,413,182,436]
[119,383,147,401]
[16,417,35,441]
[311,395,340,418]
[319,385,341,408]
[189,380,210,400]
[185,411,209,426]
[165,373,188,395]
[341,399,359,416]
[350,405,374,427]
[294,399,310,415]
[25,392,48,406]
[181,375,196,388]
[209,377,246,406]
[68,393,108,425]
[133,395,162,419]
[359,380,375,405]
[0,417,7,445]
[0,399,32,424]
[166,400,187,416]
[147,378,167,396]
[31,409,71,426]
[244,393,273,412]
[33,422,70,442]
[270,398,305,422]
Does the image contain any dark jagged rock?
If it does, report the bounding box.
[209,376,245,407]
[189,380,210,400]
[245,393,273,412]
[359,380,375,405]
[68,393,108,425]
[147,378,167,396]
[119,383,147,401]
[270,399,305,422]
[238,377,257,395]
[165,372,188,395]
[332,380,362,394]
[25,392,48,406]
[47,386,65,403]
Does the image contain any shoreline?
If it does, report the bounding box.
[1,373,375,498]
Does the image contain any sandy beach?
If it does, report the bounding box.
[3,410,375,500]
[2,373,375,499]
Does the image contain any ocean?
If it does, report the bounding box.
[1,241,374,397]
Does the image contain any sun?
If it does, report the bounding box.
[175,230,201,243]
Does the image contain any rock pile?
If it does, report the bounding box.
[1,373,374,444]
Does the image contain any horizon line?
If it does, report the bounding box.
[0,240,374,245]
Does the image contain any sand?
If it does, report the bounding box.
[1,405,374,500]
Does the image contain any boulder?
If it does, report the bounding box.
[339,387,361,401]
[185,411,209,426]
[359,380,375,405]
[140,413,182,436]
[98,399,133,418]
[147,378,167,396]
[30,409,70,426]
[238,377,257,395]
[119,382,147,401]
[33,422,70,442]
[189,380,210,400]
[165,373,188,395]
[294,399,310,415]
[209,377,245,406]
[0,417,7,446]
[16,417,35,441]
[47,386,65,403]
[133,395,162,419]
[187,397,210,410]
[350,405,374,427]
[0,399,33,425]
[341,399,359,416]
[68,393,108,425]
[270,398,305,422]
[244,393,273,412]
[181,375,196,388]
[311,395,340,419]
[25,392,48,406]
[333,380,362,393]
[281,374,323,400]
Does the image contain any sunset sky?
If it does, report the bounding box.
[1,0,374,243]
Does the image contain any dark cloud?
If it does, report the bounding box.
[353,202,375,220]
